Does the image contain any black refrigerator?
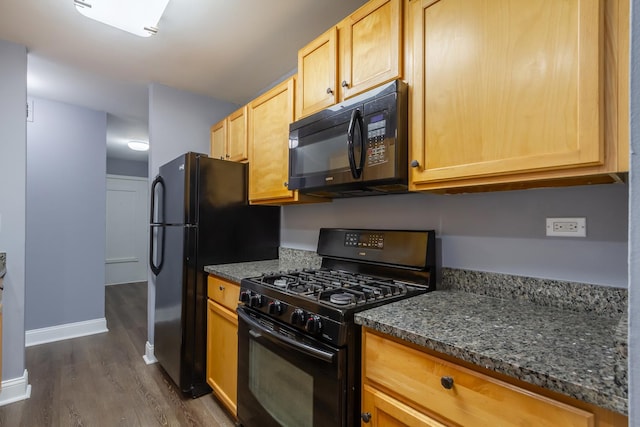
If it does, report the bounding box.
[149,152,280,398]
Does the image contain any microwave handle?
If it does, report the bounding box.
[347,108,365,179]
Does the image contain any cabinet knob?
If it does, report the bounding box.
[441,376,454,389]
[361,412,372,423]
[326,87,334,95]
[341,80,349,88]
[225,154,230,158]
[284,182,288,187]
[220,156,225,160]
[219,286,225,291]
[410,159,420,168]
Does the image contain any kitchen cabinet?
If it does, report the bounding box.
[206,275,240,417]
[248,76,320,205]
[362,328,628,427]
[296,0,402,118]
[210,106,248,162]
[408,0,629,192]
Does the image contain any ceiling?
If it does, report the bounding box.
[0,0,369,161]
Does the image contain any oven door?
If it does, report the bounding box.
[237,307,347,427]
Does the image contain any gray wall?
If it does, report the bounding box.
[107,157,148,177]
[147,83,238,346]
[26,97,107,330]
[0,40,27,381]
[629,0,638,423]
[282,183,628,287]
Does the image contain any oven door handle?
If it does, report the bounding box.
[238,309,336,364]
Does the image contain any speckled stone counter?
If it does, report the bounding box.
[204,248,321,283]
[0,252,5,308]
[0,251,5,277]
[355,269,628,415]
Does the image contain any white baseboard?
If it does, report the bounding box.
[0,369,32,406]
[25,317,108,347]
[143,341,157,364]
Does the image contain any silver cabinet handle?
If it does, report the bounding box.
[341,80,349,88]
[326,87,333,95]
[219,286,225,291]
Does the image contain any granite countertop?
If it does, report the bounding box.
[0,252,5,309]
[0,251,5,279]
[355,275,628,415]
[204,248,322,283]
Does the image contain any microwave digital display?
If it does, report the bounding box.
[370,113,384,123]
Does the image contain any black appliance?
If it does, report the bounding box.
[236,228,436,427]
[288,79,408,198]
[149,152,279,398]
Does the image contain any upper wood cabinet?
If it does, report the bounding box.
[296,0,402,119]
[408,0,629,192]
[210,106,249,162]
[248,77,319,205]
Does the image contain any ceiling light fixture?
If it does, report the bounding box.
[73,0,171,37]
[128,140,149,151]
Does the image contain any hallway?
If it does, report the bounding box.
[0,282,235,427]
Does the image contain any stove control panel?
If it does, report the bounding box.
[239,288,342,344]
[344,231,384,249]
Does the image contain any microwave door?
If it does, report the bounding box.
[288,107,361,191]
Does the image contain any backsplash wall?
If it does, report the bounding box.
[281,183,628,288]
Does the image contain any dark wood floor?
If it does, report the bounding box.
[0,282,236,427]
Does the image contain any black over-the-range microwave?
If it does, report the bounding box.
[288,79,408,198]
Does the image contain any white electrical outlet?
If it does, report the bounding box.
[546,217,586,237]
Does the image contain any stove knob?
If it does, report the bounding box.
[291,309,306,326]
[249,294,263,308]
[239,291,251,304]
[305,315,323,334]
[267,301,283,315]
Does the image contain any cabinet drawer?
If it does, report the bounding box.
[207,275,240,311]
[363,330,594,427]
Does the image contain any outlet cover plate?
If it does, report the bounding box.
[546,217,586,237]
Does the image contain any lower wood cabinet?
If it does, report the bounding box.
[362,384,447,427]
[206,275,240,417]
[362,328,627,427]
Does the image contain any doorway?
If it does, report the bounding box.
[106,174,148,285]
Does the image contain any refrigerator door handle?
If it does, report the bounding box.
[150,176,165,275]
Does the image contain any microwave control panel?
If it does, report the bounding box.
[367,113,389,166]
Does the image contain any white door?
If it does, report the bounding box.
[106,175,149,285]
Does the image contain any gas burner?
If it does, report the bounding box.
[273,278,289,288]
[329,292,354,305]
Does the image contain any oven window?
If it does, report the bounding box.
[249,340,313,427]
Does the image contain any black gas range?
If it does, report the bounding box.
[236,228,436,427]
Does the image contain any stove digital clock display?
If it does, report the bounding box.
[344,232,384,249]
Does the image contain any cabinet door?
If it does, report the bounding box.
[410,0,603,188]
[227,106,248,162]
[206,299,238,416]
[340,0,402,100]
[210,119,226,160]
[362,385,447,427]
[296,27,338,118]
[248,77,297,202]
